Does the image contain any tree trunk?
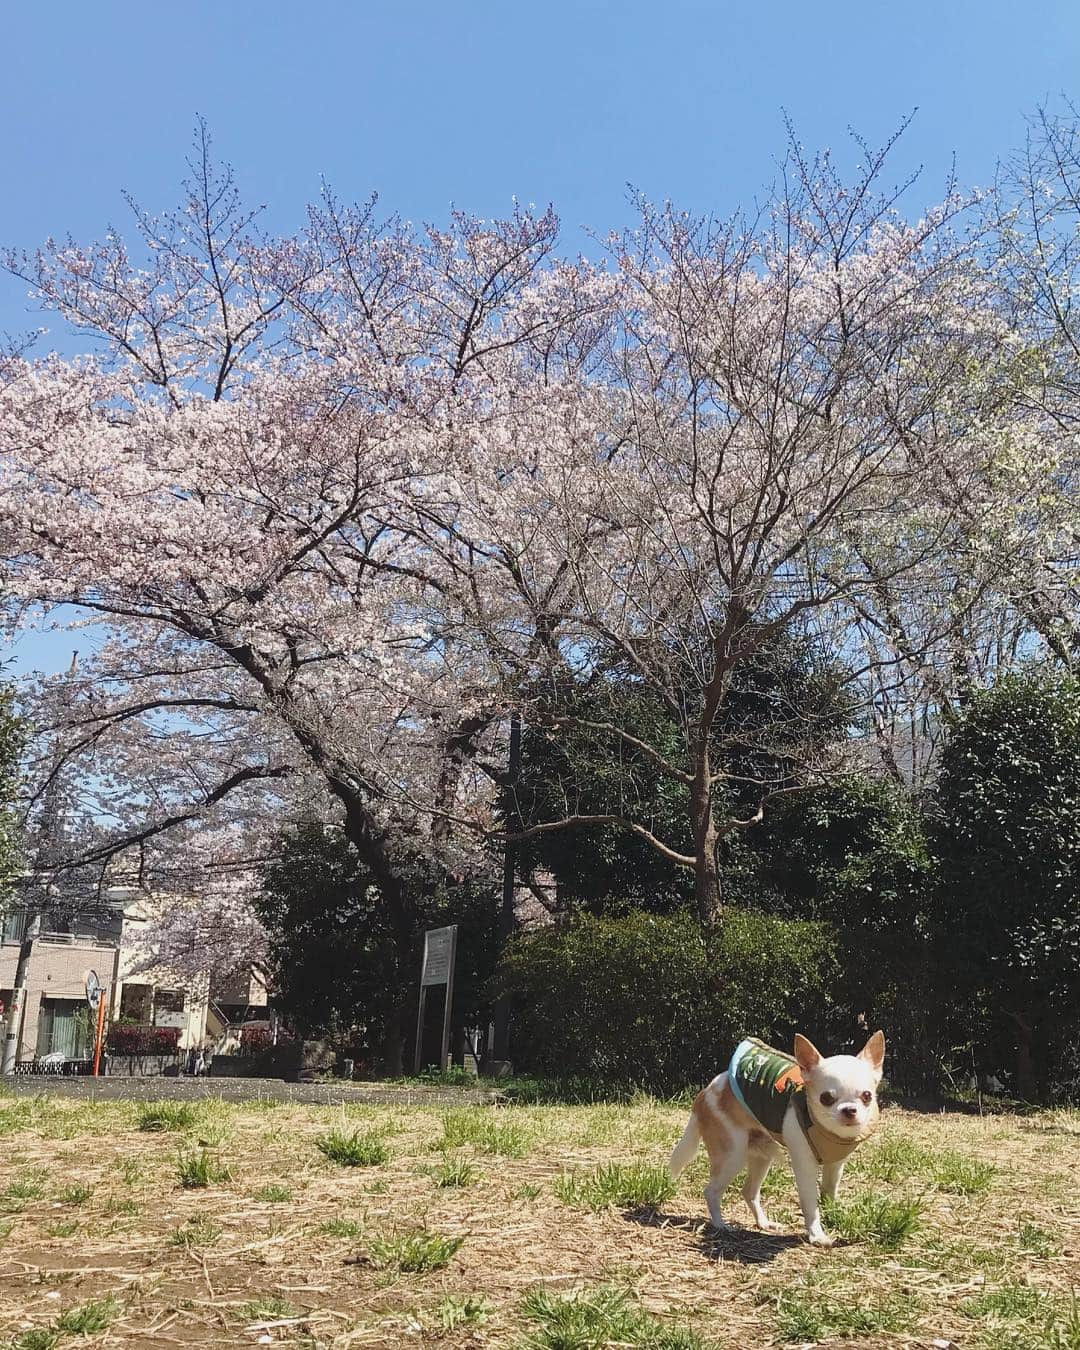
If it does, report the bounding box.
[690,770,722,927]
[1006,1008,1038,1102]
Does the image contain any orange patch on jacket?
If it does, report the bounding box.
[772,1066,804,1093]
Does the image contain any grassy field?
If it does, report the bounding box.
[0,1088,1077,1348]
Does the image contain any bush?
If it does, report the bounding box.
[238,1026,274,1054]
[499,907,838,1095]
[106,1023,182,1056]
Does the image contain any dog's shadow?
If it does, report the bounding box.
[623,1209,804,1265]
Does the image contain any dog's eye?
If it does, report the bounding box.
[860,1091,873,1106]
[819,1091,836,1107]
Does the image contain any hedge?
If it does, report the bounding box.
[498,907,839,1095]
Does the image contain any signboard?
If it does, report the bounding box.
[420,926,455,987]
[414,925,458,1073]
[85,970,101,1012]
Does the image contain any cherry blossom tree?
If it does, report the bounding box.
[437,139,1020,921]
[0,120,1063,1037]
[0,125,605,1067]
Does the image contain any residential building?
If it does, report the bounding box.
[0,892,267,1066]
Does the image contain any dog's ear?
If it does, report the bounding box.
[793,1034,822,1073]
[857,1030,886,1075]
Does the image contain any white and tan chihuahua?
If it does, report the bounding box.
[669,1031,885,1246]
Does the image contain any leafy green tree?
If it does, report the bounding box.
[255,822,499,1072]
[515,631,852,913]
[932,670,1080,1099]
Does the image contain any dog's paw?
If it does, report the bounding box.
[756,1219,785,1233]
[807,1231,835,1248]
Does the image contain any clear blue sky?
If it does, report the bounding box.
[3,0,1077,676]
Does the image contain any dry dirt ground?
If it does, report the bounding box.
[0,1088,1076,1349]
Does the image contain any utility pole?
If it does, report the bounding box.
[490,711,521,1070]
[2,653,76,1075]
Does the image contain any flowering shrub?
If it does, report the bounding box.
[107,1023,182,1056]
[239,1026,275,1054]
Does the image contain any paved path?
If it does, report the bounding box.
[1,1076,500,1107]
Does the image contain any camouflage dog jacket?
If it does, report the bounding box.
[727,1037,865,1165]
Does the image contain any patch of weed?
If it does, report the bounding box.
[429,1156,479,1188]
[239,1296,298,1322]
[318,1218,364,1238]
[10,1331,60,1350]
[857,1134,935,1183]
[316,1128,389,1167]
[771,1286,916,1342]
[554,1163,676,1212]
[422,1294,492,1332]
[177,1148,231,1189]
[1017,1221,1059,1258]
[440,1107,528,1157]
[55,1296,120,1334]
[821,1192,923,1251]
[137,1101,197,1132]
[934,1151,995,1195]
[253,1183,292,1203]
[519,1284,703,1349]
[45,1220,79,1238]
[366,1230,463,1273]
[57,1183,92,1205]
[169,1216,222,1248]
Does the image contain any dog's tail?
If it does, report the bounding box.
[668,1108,701,1179]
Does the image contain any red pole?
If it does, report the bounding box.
[92,989,107,1077]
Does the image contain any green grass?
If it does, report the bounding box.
[317,1218,364,1238]
[821,1192,924,1251]
[137,1101,197,1132]
[1017,1220,1059,1257]
[963,1288,1080,1350]
[858,1134,936,1182]
[10,1331,60,1350]
[961,1284,1047,1320]
[2,1175,45,1210]
[554,1163,677,1212]
[114,1157,142,1185]
[239,1296,298,1322]
[176,1148,231,1189]
[440,1107,529,1157]
[45,1220,79,1238]
[169,1216,222,1248]
[55,1296,120,1334]
[57,1183,92,1205]
[366,1230,464,1273]
[422,1294,492,1332]
[252,1183,293,1203]
[429,1155,480,1188]
[519,1284,704,1349]
[771,1285,917,1342]
[316,1127,389,1167]
[933,1151,996,1195]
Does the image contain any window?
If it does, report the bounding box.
[36,999,92,1059]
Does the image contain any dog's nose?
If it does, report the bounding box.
[841,1106,858,1121]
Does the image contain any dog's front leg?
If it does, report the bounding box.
[782,1113,832,1246]
[820,1161,844,1203]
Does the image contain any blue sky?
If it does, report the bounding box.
[3,0,1077,676]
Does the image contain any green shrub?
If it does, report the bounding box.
[499,907,838,1094]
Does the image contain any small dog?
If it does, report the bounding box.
[669,1031,885,1246]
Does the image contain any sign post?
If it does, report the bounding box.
[85,970,106,1077]
[413,925,457,1074]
